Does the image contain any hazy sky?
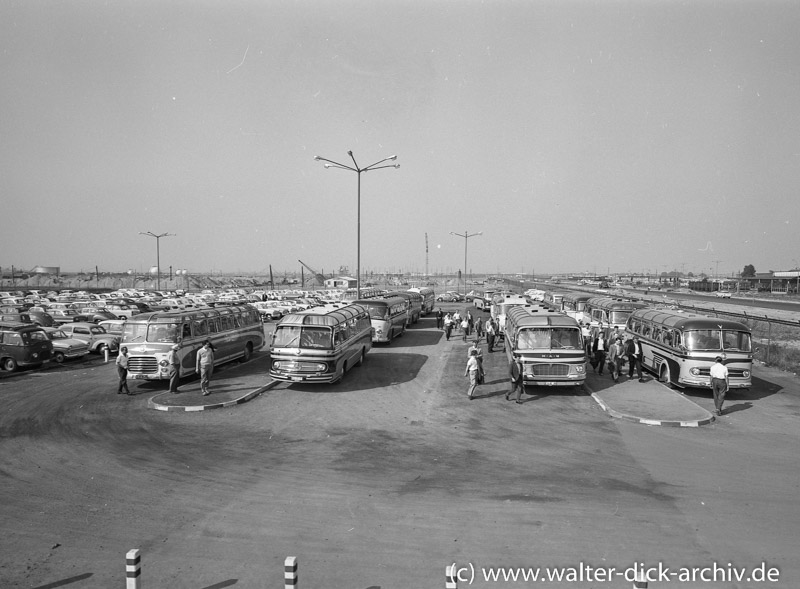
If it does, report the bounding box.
[2,0,800,278]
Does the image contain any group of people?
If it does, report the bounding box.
[114,340,216,396]
[437,308,500,352]
[583,322,645,383]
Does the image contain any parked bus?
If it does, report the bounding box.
[489,292,533,338]
[626,308,753,390]
[503,306,587,387]
[269,303,372,383]
[386,291,422,324]
[561,293,592,324]
[122,304,264,382]
[354,296,408,343]
[408,287,435,315]
[542,291,569,312]
[585,297,647,333]
[342,287,382,302]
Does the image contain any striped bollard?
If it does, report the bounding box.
[633,570,648,588]
[126,548,141,589]
[446,564,457,589]
[285,556,297,589]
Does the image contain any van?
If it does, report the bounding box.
[0,321,53,371]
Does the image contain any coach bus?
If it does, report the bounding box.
[354,296,408,343]
[342,287,382,302]
[408,287,435,315]
[626,308,753,390]
[561,293,592,324]
[269,303,372,383]
[585,297,647,333]
[542,291,569,312]
[490,292,533,338]
[386,291,422,324]
[503,306,587,387]
[122,304,264,381]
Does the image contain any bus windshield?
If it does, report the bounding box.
[517,328,582,350]
[273,325,332,349]
[609,310,634,325]
[685,329,752,352]
[366,306,389,320]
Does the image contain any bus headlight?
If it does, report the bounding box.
[742,370,751,378]
[690,367,701,376]
[575,364,585,374]
[159,359,169,367]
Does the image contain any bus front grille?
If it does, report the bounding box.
[531,364,570,377]
[128,357,159,374]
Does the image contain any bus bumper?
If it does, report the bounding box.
[269,370,335,383]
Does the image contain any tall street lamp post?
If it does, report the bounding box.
[139,231,174,292]
[450,230,482,296]
[315,151,399,299]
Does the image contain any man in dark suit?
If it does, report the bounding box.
[625,336,645,381]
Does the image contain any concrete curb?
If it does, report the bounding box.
[590,392,716,427]
[147,380,280,412]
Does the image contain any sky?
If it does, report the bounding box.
[2,0,800,279]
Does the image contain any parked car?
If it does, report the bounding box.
[101,303,139,319]
[0,321,53,371]
[59,322,120,354]
[436,292,461,302]
[714,291,732,298]
[48,309,89,325]
[40,327,91,363]
[77,308,120,323]
[97,319,126,338]
[253,302,285,321]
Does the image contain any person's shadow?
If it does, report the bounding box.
[722,401,753,415]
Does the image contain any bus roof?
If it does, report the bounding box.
[354,296,407,308]
[630,308,751,332]
[123,304,256,324]
[562,293,593,302]
[586,296,646,310]
[506,306,581,328]
[278,303,368,327]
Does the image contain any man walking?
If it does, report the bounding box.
[625,336,645,381]
[196,340,215,396]
[506,356,524,404]
[486,319,496,352]
[710,356,729,416]
[592,331,608,375]
[116,346,132,395]
[436,309,444,330]
[167,344,181,393]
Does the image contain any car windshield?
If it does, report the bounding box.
[49,330,68,340]
[22,330,49,344]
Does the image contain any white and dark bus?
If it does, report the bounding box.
[269,303,372,383]
[354,296,409,343]
[122,304,264,382]
[626,308,753,390]
[503,305,587,387]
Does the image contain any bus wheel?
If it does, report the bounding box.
[3,357,18,372]
[660,364,672,388]
[241,343,253,362]
[356,350,364,366]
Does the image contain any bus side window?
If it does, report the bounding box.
[194,320,208,336]
[182,323,191,339]
[664,330,673,346]
[642,324,651,338]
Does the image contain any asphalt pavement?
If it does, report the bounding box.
[146,339,716,427]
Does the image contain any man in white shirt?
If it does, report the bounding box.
[709,356,729,416]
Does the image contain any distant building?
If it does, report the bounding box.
[324,276,357,289]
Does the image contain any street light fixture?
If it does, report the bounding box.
[314,151,399,299]
[450,230,482,296]
[139,231,174,292]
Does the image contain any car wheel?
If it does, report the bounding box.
[54,351,66,364]
[96,344,107,355]
[3,357,18,372]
